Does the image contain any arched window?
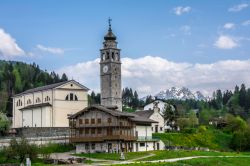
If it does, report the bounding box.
[16,99,22,107]
[27,99,31,105]
[45,96,50,102]
[35,97,41,103]
[65,93,78,101]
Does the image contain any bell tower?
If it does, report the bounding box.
[100,18,122,111]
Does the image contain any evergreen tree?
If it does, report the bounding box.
[239,84,247,108]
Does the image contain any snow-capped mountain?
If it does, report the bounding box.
[142,87,208,101]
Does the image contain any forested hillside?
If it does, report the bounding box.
[0,60,68,117]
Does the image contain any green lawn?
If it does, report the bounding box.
[74,151,151,161]
[115,157,250,166]
[154,128,232,151]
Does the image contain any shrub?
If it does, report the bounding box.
[198,125,207,133]
[4,137,38,162]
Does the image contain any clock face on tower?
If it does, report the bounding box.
[103,65,108,73]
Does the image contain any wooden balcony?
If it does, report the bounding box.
[73,123,135,128]
[69,135,137,143]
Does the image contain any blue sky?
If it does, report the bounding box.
[0,0,250,96]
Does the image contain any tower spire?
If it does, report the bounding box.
[108,17,112,31]
[104,18,116,41]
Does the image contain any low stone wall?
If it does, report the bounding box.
[15,127,69,137]
[0,136,69,149]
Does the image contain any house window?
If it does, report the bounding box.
[120,130,122,135]
[85,143,89,150]
[91,128,95,134]
[160,127,163,131]
[140,143,145,147]
[91,119,95,124]
[120,122,123,126]
[91,143,95,150]
[108,118,112,123]
[151,127,153,131]
[79,119,83,125]
[85,119,89,124]
[97,118,101,124]
[85,128,89,134]
[97,128,102,134]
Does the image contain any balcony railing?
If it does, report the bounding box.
[73,123,135,128]
[136,136,160,142]
[69,135,137,143]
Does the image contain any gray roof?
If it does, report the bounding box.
[134,110,154,119]
[69,105,156,125]
[14,80,89,97]
[20,103,52,110]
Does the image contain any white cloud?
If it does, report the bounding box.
[228,3,248,12]
[173,6,191,15]
[242,20,250,26]
[214,35,238,49]
[0,28,25,58]
[223,23,235,29]
[36,44,64,54]
[57,56,250,97]
[180,25,191,35]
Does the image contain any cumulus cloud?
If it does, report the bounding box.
[223,23,235,29]
[242,20,250,26]
[173,6,191,15]
[214,35,238,49]
[36,44,64,54]
[228,3,248,12]
[57,56,250,97]
[0,28,25,58]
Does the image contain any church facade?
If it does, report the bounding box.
[12,80,89,128]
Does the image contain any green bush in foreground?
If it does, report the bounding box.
[3,137,38,163]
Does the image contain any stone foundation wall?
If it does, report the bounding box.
[15,127,69,137]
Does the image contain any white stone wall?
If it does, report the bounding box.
[135,125,152,137]
[149,108,165,133]
[76,142,121,154]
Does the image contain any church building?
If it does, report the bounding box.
[12,80,89,128]
[69,20,165,153]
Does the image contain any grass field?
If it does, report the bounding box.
[154,128,232,151]
[115,157,250,166]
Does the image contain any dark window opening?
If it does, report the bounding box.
[97,118,101,124]
[140,143,145,147]
[85,119,89,124]
[97,128,102,134]
[91,128,95,134]
[91,143,95,150]
[70,93,74,101]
